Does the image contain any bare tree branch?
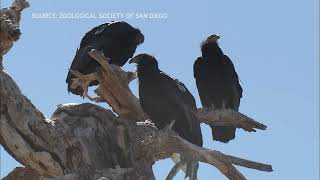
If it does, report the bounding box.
[197,108,267,132]
[0,72,156,178]
[0,1,272,179]
[225,155,273,172]
[64,49,274,179]
[139,127,272,180]
[2,167,42,180]
[88,50,144,120]
[42,167,134,180]
[72,49,268,132]
[0,0,29,57]
[0,48,272,180]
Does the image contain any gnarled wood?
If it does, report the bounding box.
[87,50,145,121]
[197,108,267,132]
[0,53,272,180]
[0,0,29,57]
[2,167,42,180]
[0,1,272,179]
[0,72,155,178]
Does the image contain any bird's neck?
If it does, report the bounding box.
[137,66,161,82]
[201,42,224,58]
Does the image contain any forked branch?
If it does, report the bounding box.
[0,4,272,178]
[71,49,268,132]
[138,125,272,180]
[197,108,267,132]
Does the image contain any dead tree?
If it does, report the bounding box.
[0,1,272,179]
[0,0,30,58]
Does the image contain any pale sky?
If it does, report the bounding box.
[1,0,319,179]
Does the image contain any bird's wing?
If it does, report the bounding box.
[193,57,214,107]
[159,72,197,109]
[79,23,110,48]
[79,21,139,67]
[222,55,243,108]
[79,21,130,48]
[66,46,99,94]
[174,79,198,111]
[159,72,203,146]
[193,57,203,78]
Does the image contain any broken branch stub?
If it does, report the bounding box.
[197,108,267,132]
[0,3,273,178]
[68,49,145,121]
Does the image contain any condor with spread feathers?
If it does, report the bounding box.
[66,21,144,96]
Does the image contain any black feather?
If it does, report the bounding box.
[194,39,242,143]
[66,21,144,95]
[134,54,203,147]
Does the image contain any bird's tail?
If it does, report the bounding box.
[211,125,236,143]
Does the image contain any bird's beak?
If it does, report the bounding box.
[129,55,141,64]
[207,34,220,42]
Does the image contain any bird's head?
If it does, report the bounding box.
[206,34,220,43]
[201,34,223,57]
[129,53,158,66]
[129,54,160,76]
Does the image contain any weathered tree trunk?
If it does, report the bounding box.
[0,0,30,57]
[0,1,272,180]
[0,72,156,179]
[0,51,272,180]
[2,167,42,180]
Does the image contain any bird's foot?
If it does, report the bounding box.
[69,70,99,99]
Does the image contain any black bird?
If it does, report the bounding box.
[66,21,144,96]
[130,54,202,179]
[194,35,243,143]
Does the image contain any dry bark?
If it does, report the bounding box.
[0,0,30,57]
[0,1,273,179]
[0,73,156,179]
[2,167,42,180]
[0,50,273,180]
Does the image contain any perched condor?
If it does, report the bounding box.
[194,35,243,143]
[66,21,144,96]
[130,54,202,179]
